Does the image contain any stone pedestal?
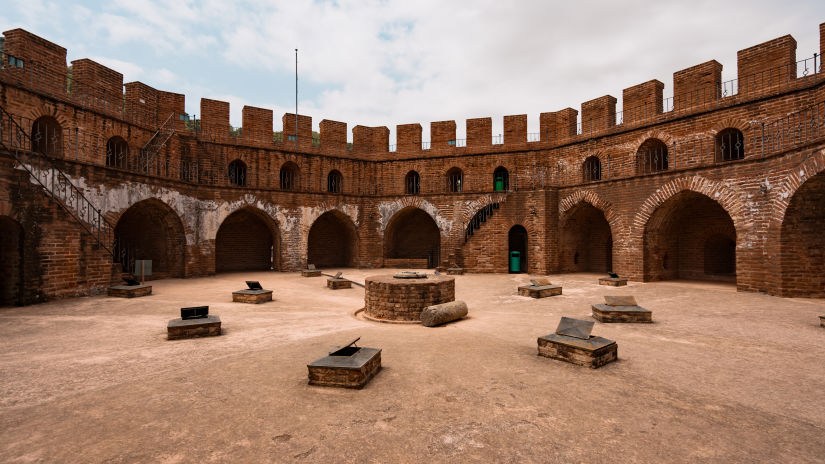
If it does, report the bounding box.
[301,269,322,277]
[592,303,652,323]
[537,333,617,368]
[232,289,273,304]
[598,277,628,287]
[447,267,465,275]
[307,347,382,388]
[167,315,221,340]
[518,284,562,298]
[364,274,455,322]
[108,284,152,298]
[327,278,352,289]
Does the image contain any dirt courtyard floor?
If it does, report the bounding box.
[1,270,824,463]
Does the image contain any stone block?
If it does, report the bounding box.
[327,278,352,289]
[820,315,824,327]
[167,315,221,340]
[307,347,382,388]
[107,284,152,298]
[301,269,322,277]
[518,284,562,298]
[537,333,617,368]
[592,303,653,323]
[232,289,273,304]
[598,277,628,286]
[421,300,468,327]
[447,267,464,275]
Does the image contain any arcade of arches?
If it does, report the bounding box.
[780,171,825,297]
[384,207,440,268]
[216,209,279,273]
[307,211,358,268]
[0,216,23,306]
[643,191,736,283]
[560,203,613,273]
[114,200,186,278]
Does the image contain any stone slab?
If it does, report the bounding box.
[301,269,322,277]
[518,285,562,298]
[167,315,221,340]
[820,315,824,327]
[537,333,617,368]
[598,277,628,287]
[327,278,352,289]
[592,303,653,323]
[107,284,152,298]
[447,267,465,275]
[604,295,637,306]
[232,289,273,304]
[307,347,382,388]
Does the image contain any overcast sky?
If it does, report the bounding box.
[2,1,824,142]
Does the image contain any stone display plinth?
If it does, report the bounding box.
[518,284,562,298]
[307,347,382,388]
[598,277,628,286]
[364,274,455,322]
[447,267,465,275]
[108,284,152,298]
[167,315,221,340]
[301,269,322,277]
[232,289,273,304]
[592,303,652,323]
[327,278,352,289]
[537,333,617,368]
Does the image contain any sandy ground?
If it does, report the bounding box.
[1,270,824,463]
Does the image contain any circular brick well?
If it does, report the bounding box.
[364,274,455,322]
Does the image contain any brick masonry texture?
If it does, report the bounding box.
[364,275,455,321]
[2,23,825,305]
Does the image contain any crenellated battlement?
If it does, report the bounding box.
[0,21,824,156]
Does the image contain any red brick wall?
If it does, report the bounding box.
[623,80,664,123]
[673,60,722,111]
[780,171,825,296]
[0,215,23,305]
[581,95,616,135]
[215,209,277,272]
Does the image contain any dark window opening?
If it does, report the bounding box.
[405,171,420,195]
[715,128,745,162]
[582,156,601,182]
[446,167,463,193]
[493,166,509,191]
[228,159,247,187]
[327,170,343,194]
[636,138,668,174]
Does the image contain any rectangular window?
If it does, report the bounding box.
[287,135,297,141]
[7,55,23,68]
[447,139,456,146]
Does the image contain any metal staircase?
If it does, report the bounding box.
[137,112,175,174]
[0,105,137,273]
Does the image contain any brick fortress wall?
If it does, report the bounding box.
[1,23,825,304]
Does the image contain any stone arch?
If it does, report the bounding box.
[383,206,441,268]
[114,199,187,278]
[378,196,449,237]
[307,210,359,268]
[560,201,613,273]
[769,149,825,227]
[215,206,280,273]
[642,191,737,283]
[0,215,23,306]
[559,189,622,240]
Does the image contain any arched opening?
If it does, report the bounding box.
[582,156,601,182]
[715,128,745,162]
[114,199,186,278]
[493,166,509,191]
[383,207,440,268]
[560,203,612,273]
[780,171,825,296]
[327,169,343,194]
[0,216,23,306]
[280,161,300,191]
[446,167,463,193]
[636,138,668,174]
[215,208,279,272]
[307,211,358,268]
[643,191,736,283]
[405,171,420,195]
[508,225,528,273]
[228,159,247,186]
[31,116,62,157]
[106,136,129,169]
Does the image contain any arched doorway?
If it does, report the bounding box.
[508,225,527,273]
[643,191,736,283]
[307,211,358,268]
[114,199,186,278]
[560,203,612,272]
[0,216,23,306]
[384,207,440,268]
[780,171,825,296]
[215,208,279,272]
